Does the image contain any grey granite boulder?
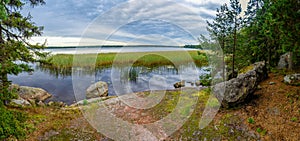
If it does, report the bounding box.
[284,74,300,85]
[10,97,31,107]
[10,84,52,102]
[277,53,289,69]
[86,81,108,99]
[19,86,52,101]
[212,62,268,108]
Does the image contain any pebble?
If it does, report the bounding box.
[269,82,276,85]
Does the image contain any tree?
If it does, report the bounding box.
[244,0,264,27]
[270,0,300,69]
[0,0,48,106]
[207,4,230,52]
[207,0,243,79]
[243,0,299,68]
[206,4,231,80]
[227,0,242,78]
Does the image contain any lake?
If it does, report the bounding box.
[44,46,199,54]
[9,47,208,104]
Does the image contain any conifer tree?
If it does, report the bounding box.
[0,0,47,106]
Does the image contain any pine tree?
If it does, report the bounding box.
[226,0,243,78]
[206,4,231,80]
[0,0,48,106]
[207,4,230,52]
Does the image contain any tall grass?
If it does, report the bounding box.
[46,51,208,69]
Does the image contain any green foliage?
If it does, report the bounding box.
[206,0,299,71]
[0,107,28,139]
[291,117,298,122]
[256,127,262,133]
[256,127,267,136]
[83,99,88,106]
[247,117,255,124]
[199,73,212,86]
[0,0,47,106]
[206,97,221,108]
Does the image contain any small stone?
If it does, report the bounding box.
[48,101,54,106]
[269,82,276,85]
[37,101,45,106]
[257,85,262,90]
[141,112,147,117]
[195,81,201,86]
[174,80,185,88]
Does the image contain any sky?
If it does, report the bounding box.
[23,0,249,46]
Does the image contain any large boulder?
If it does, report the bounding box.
[277,53,289,69]
[284,74,300,85]
[86,81,108,99]
[212,62,268,108]
[12,85,52,102]
[9,97,31,107]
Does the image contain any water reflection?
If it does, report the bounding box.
[10,62,207,104]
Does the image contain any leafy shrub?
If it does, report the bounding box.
[0,107,28,139]
[247,117,255,124]
[83,99,88,105]
[199,73,212,86]
[291,117,298,122]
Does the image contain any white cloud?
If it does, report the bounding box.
[25,0,251,46]
[29,36,129,47]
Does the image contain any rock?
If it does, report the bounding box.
[47,101,65,107]
[195,81,201,86]
[173,80,185,88]
[269,82,276,85]
[48,101,54,106]
[277,53,289,69]
[74,96,114,106]
[257,85,262,90]
[86,81,108,99]
[186,81,194,86]
[37,101,45,106]
[212,62,268,108]
[266,107,280,116]
[283,74,300,85]
[9,97,31,107]
[13,85,52,102]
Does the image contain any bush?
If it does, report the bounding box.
[247,117,255,124]
[199,73,212,86]
[0,107,28,139]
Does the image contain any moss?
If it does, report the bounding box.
[238,64,254,75]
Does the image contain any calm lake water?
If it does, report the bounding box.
[44,46,199,54]
[9,47,208,104]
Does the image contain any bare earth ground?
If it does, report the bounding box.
[21,72,299,141]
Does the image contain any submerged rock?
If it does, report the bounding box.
[86,81,108,99]
[212,62,268,108]
[173,80,185,88]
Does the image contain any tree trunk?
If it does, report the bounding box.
[222,39,226,81]
[288,51,293,70]
[232,23,237,78]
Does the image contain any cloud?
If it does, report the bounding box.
[22,0,237,46]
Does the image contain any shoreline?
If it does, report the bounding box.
[44,47,202,55]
